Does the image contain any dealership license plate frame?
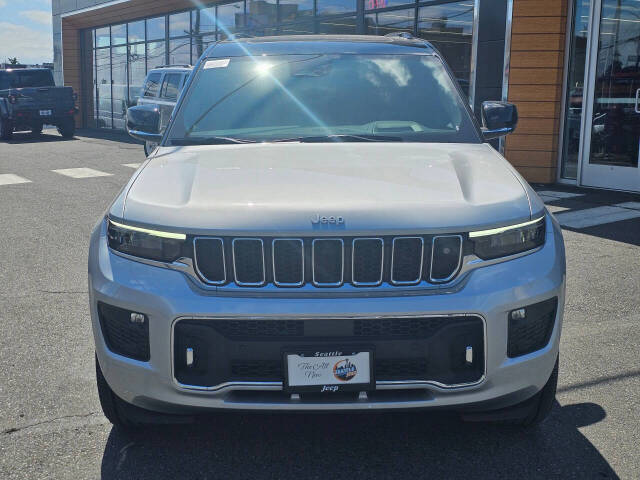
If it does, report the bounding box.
[283,348,375,393]
[39,110,52,117]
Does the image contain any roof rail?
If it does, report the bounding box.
[153,64,192,69]
[384,32,415,40]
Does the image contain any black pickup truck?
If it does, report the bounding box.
[0,68,76,140]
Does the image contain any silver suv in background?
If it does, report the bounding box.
[95,35,565,430]
[136,65,192,155]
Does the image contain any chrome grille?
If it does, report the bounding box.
[352,238,384,286]
[391,237,424,285]
[193,237,226,285]
[232,238,266,286]
[312,239,344,286]
[193,234,463,288]
[272,239,304,287]
[430,235,463,283]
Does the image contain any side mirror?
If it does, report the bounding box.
[126,104,162,143]
[481,101,518,140]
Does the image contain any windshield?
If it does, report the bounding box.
[0,70,54,90]
[167,54,480,145]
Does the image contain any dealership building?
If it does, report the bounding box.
[51,0,639,191]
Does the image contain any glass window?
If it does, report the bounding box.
[160,73,183,100]
[560,0,590,179]
[0,69,54,89]
[246,0,277,31]
[169,54,480,144]
[280,22,315,35]
[317,16,356,34]
[147,16,166,41]
[217,1,245,35]
[192,7,216,36]
[147,40,166,69]
[111,45,128,129]
[95,48,112,128]
[128,20,145,43]
[169,38,191,65]
[316,0,356,16]
[365,0,415,10]
[587,0,640,170]
[111,23,126,45]
[170,11,191,37]
[418,2,474,95]
[128,43,146,105]
[143,72,162,97]
[365,9,415,36]
[96,27,110,48]
[279,0,313,23]
[193,34,217,62]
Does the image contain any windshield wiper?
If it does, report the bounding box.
[170,136,258,145]
[272,134,402,143]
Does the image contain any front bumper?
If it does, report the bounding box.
[89,215,565,413]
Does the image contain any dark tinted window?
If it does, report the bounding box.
[160,73,183,100]
[0,70,54,90]
[142,72,162,97]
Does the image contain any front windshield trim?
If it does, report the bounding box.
[164,52,482,146]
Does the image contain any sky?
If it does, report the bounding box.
[0,0,53,65]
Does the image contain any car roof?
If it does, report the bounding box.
[147,65,193,74]
[204,35,436,58]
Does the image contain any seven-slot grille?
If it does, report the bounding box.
[193,235,464,288]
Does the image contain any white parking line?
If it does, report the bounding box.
[554,205,640,229]
[0,174,31,185]
[122,163,141,169]
[52,168,112,178]
[536,190,586,199]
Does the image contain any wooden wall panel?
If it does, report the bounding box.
[504,0,569,184]
[61,20,82,125]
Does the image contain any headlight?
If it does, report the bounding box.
[469,216,545,260]
[107,219,186,262]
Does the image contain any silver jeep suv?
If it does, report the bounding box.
[91,35,565,429]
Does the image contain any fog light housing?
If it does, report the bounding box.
[508,298,558,358]
[97,302,150,361]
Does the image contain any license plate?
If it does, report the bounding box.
[39,110,52,116]
[284,350,373,393]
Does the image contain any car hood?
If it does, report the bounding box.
[117,142,533,235]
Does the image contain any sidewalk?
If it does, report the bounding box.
[531,183,640,245]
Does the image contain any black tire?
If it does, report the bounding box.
[95,355,193,430]
[95,356,140,431]
[461,356,559,427]
[57,117,75,138]
[515,356,559,427]
[0,116,12,140]
[31,123,43,134]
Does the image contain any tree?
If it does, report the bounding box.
[8,57,19,65]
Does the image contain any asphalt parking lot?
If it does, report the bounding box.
[0,130,638,479]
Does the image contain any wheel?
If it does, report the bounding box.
[57,117,75,138]
[95,355,141,430]
[144,141,158,156]
[0,116,12,140]
[461,356,559,427]
[515,356,559,427]
[31,123,43,134]
[95,355,193,430]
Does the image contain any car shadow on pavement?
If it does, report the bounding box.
[5,131,76,144]
[100,401,618,479]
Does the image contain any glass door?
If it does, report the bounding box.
[581,0,640,192]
